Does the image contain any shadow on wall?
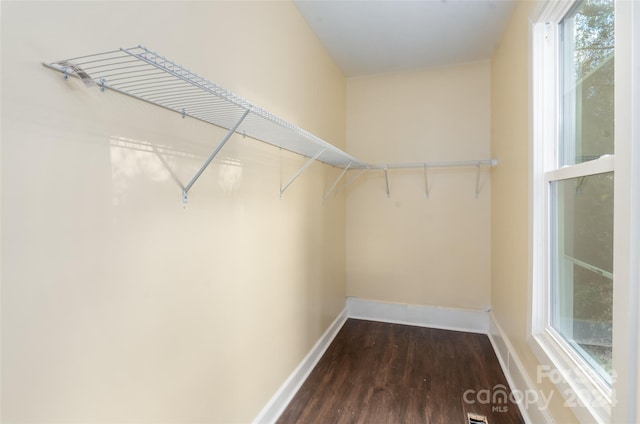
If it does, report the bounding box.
[109,135,245,207]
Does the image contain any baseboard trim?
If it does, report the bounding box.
[346,297,490,334]
[488,312,553,424]
[254,300,553,424]
[252,308,348,424]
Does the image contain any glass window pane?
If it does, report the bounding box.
[561,0,614,166]
[550,172,613,380]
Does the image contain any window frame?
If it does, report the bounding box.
[529,1,616,422]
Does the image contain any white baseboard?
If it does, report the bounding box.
[346,297,490,334]
[488,312,554,424]
[252,308,348,424]
[254,299,552,424]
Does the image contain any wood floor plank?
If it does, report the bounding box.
[277,319,524,424]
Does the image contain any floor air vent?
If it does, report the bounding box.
[467,412,488,424]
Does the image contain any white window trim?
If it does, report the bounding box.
[529,1,625,423]
[610,0,640,422]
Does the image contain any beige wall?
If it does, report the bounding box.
[490,1,578,422]
[345,63,491,310]
[1,2,346,423]
[490,0,532,360]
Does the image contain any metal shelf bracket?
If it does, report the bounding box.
[182,108,250,203]
[323,161,352,204]
[335,167,368,196]
[384,166,390,198]
[358,159,497,199]
[474,161,482,199]
[280,147,326,198]
[424,164,430,199]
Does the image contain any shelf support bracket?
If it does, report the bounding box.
[384,166,390,198]
[280,148,326,198]
[335,167,367,195]
[474,161,482,199]
[182,108,250,203]
[322,161,352,204]
[424,164,430,199]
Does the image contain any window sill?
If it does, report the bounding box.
[528,330,613,423]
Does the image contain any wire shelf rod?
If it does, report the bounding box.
[126,80,201,91]
[185,108,246,119]
[75,58,153,71]
[164,99,238,110]
[126,83,199,96]
[127,93,208,106]
[161,101,241,114]
[82,63,151,78]
[134,92,214,105]
[123,84,196,96]
[141,91,222,104]
[79,58,144,70]
[174,104,243,117]
[78,61,157,75]
[108,75,177,87]
[357,159,497,170]
[179,112,244,124]
[59,49,124,63]
[85,67,164,80]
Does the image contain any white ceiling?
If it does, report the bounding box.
[294,0,517,77]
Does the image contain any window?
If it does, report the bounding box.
[560,0,615,167]
[550,172,613,379]
[551,0,615,381]
[531,0,616,421]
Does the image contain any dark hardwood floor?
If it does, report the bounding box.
[277,319,524,424]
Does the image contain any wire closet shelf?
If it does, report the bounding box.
[44,45,497,202]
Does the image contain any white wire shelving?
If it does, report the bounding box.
[346,159,497,199]
[44,45,365,202]
[43,45,498,202]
